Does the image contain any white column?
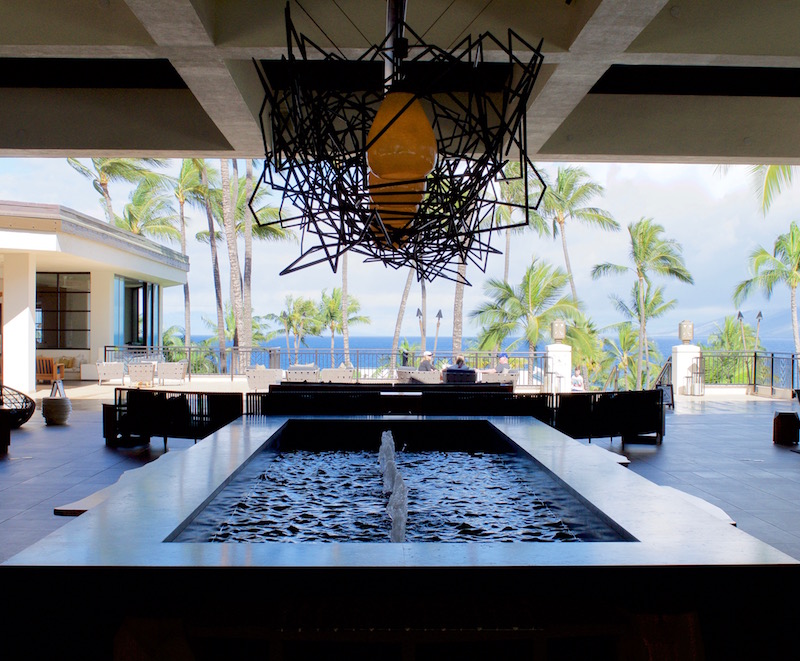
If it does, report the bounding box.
[90,271,115,362]
[2,253,36,393]
[546,343,572,393]
[673,344,702,396]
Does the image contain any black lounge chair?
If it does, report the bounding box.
[1,385,36,454]
[1,385,36,429]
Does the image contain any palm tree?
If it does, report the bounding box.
[191,159,227,365]
[391,268,416,369]
[168,159,205,348]
[592,218,693,389]
[319,288,370,367]
[565,313,604,389]
[265,296,322,364]
[114,178,179,242]
[219,159,245,353]
[67,157,167,223]
[703,316,759,352]
[470,258,580,381]
[611,282,677,388]
[207,161,291,352]
[495,161,550,282]
[531,165,618,302]
[752,165,796,214]
[602,323,639,390]
[734,221,800,353]
[203,302,276,345]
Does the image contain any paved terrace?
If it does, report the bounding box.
[2,380,800,562]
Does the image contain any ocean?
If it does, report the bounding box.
[191,334,797,356]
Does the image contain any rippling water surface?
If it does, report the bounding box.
[177,449,623,543]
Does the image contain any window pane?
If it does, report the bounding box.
[60,292,90,311]
[60,273,90,292]
[60,330,89,349]
[36,273,58,291]
[61,311,89,330]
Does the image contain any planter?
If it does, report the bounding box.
[42,397,72,425]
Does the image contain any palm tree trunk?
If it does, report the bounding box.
[99,175,114,224]
[179,198,191,349]
[330,328,335,368]
[792,285,800,354]
[420,279,427,352]
[198,160,227,372]
[637,275,646,389]
[391,268,415,370]
[504,229,511,283]
[559,219,578,302]
[242,160,255,356]
[341,251,350,366]
[452,260,466,357]
[221,159,245,367]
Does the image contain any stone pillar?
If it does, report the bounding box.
[546,343,572,393]
[2,253,36,393]
[673,320,702,396]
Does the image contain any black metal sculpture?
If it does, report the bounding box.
[252,4,546,283]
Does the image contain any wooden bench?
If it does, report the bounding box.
[36,356,65,384]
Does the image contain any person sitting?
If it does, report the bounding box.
[418,351,434,371]
[484,352,510,373]
[444,355,476,383]
[571,366,585,391]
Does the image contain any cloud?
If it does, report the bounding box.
[5,158,800,343]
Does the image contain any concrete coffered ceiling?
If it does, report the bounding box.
[1,0,800,163]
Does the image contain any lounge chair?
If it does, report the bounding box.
[157,361,188,385]
[285,364,320,383]
[36,356,65,384]
[246,367,283,391]
[409,370,441,385]
[480,370,518,385]
[97,362,125,385]
[320,367,355,383]
[128,362,156,387]
[443,369,477,384]
[395,366,417,383]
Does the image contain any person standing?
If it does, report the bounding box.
[571,366,585,391]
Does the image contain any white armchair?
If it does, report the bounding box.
[245,367,283,391]
[96,362,124,386]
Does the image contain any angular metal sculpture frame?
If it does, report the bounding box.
[252,7,546,283]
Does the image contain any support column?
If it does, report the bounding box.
[673,320,702,396]
[2,253,36,393]
[546,343,572,393]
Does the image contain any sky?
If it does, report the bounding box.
[2,158,799,341]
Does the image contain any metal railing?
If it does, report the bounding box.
[104,345,549,386]
[692,351,799,394]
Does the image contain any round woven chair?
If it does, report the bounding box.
[1,385,36,428]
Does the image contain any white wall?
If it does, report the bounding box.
[2,253,36,393]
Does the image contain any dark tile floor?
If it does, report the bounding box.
[2,393,800,563]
